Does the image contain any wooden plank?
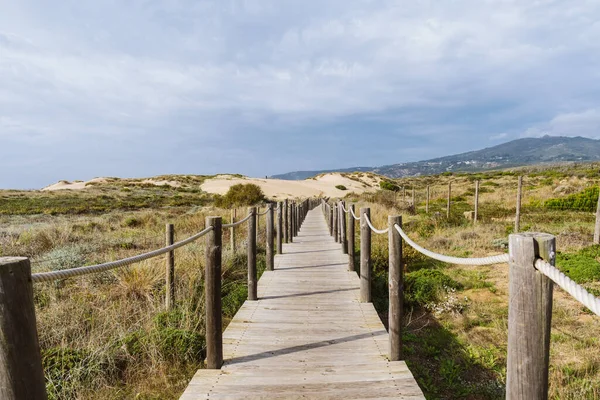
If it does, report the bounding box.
[180,209,424,399]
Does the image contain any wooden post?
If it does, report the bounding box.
[333,204,339,242]
[0,257,47,399]
[341,201,348,254]
[474,180,479,224]
[388,216,403,361]
[402,187,406,202]
[348,204,356,271]
[595,187,600,244]
[248,207,257,301]
[277,201,283,254]
[360,207,372,303]
[515,176,523,233]
[205,217,223,369]
[284,199,289,243]
[288,202,294,243]
[507,233,554,400]
[329,205,334,236]
[266,204,274,271]
[447,182,451,219]
[412,188,415,208]
[230,209,236,252]
[426,185,430,214]
[165,223,175,310]
[256,206,260,244]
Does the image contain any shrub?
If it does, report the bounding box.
[335,185,347,191]
[545,186,599,212]
[379,181,400,192]
[405,269,463,307]
[121,216,141,227]
[214,183,265,208]
[556,245,600,283]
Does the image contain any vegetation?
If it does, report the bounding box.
[545,186,599,211]
[379,180,400,192]
[335,185,347,191]
[214,183,265,208]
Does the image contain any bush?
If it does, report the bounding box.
[214,184,265,208]
[379,181,400,192]
[335,185,347,191]
[121,216,141,227]
[556,245,600,283]
[545,186,599,212]
[405,269,462,307]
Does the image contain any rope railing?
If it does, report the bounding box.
[393,224,509,265]
[222,212,253,228]
[364,214,389,235]
[31,226,215,283]
[350,207,360,220]
[257,208,270,216]
[535,259,600,316]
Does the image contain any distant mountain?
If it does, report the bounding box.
[270,136,600,180]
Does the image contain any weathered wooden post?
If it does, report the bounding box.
[277,201,283,254]
[0,257,47,399]
[447,182,451,219]
[360,207,372,303]
[329,205,334,236]
[333,203,339,242]
[256,206,260,243]
[595,187,600,244]
[284,199,289,243]
[426,185,430,214]
[507,233,554,400]
[205,217,223,369]
[515,176,523,233]
[388,216,403,361]
[267,203,274,271]
[288,202,294,243]
[165,223,175,309]
[230,209,236,252]
[340,201,348,254]
[348,204,356,271]
[248,207,257,300]
[402,187,406,202]
[474,180,479,224]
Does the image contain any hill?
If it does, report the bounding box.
[271,136,600,180]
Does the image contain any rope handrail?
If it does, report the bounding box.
[341,203,349,213]
[350,207,360,221]
[223,213,253,228]
[535,259,600,316]
[364,214,389,234]
[393,224,509,265]
[32,226,215,283]
[257,208,270,216]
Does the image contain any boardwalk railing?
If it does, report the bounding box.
[0,198,318,399]
[324,198,600,400]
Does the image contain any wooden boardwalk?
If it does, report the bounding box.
[180,209,424,399]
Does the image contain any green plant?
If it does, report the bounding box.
[214,184,265,208]
[545,187,599,212]
[405,269,463,307]
[335,185,347,191]
[379,180,400,192]
[556,245,600,283]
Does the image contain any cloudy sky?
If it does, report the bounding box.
[1,0,600,189]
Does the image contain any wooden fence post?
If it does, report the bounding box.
[329,205,334,236]
[388,216,403,361]
[205,217,223,369]
[277,201,283,254]
[507,233,554,400]
[515,176,523,233]
[0,257,47,399]
[595,187,600,244]
[256,206,260,243]
[474,180,479,224]
[412,188,415,208]
[341,201,348,254]
[165,223,175,310]
[333,204,339,243]
[288,202,294,243]
[447,182,451,219]
[348,204,356,271]
[230,209,236,252]
[360,207,372,303]
[426,185,430,214]
[248,207,257,301]
[267,203,274,271]
[284,199,289,243]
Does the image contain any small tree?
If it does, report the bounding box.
[214,183,265,208]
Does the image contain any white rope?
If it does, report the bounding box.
[223,213,253,228]
[257,208,270,216]
[535,259,600,316]
[393,224,509,265]
[32,226,214,283]
[350,207,360,221]
[341,203,349,213]
[364,214,389,234]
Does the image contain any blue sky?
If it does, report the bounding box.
[1,0,600,189]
